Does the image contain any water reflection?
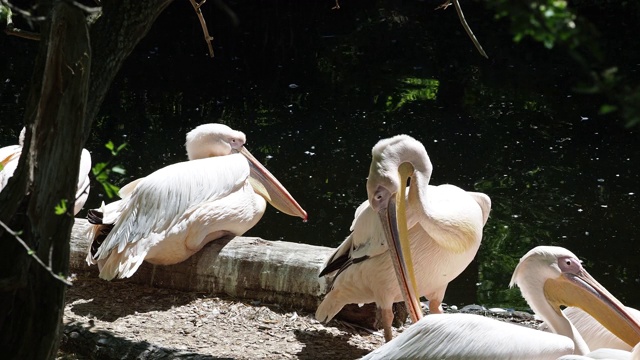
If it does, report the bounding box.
[80,93,640,310]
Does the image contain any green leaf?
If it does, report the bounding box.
[599,104,617,115]
[111,165,126,175]
[101,182,121,199]
[54,199,68,215]
[92,162,107,176]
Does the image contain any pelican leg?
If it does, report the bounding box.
[379,306,395,342]
[427,288,446,314]
[150,264,157,287]
[429,299,444,314]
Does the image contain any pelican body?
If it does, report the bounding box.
[316,135,491,341]
[362,246,640,359]
[86,123,307,280]
[1,127,91,215]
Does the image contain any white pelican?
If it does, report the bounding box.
[1,127,91,215]
[85,123,307,280]
[316,134,491,341]
[361,246,640,359]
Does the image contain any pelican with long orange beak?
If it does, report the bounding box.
[362,246,640,359]
[316,134,491,341]
[85,123,307,280]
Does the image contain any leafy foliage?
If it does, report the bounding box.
[0,3,9,23]
[92,141,127,199]
[491,1,583,50]
[486,0,639,127]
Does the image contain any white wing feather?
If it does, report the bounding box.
[321,199,387,273]
[95,153,250,259]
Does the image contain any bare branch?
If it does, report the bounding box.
[0,220,73,286]
[436,0,488,59]
[5,24,41,41]
[188,0,215,58]
[1,1,42,41]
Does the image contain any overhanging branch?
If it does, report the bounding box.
[188,0,215,57]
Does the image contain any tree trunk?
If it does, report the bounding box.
[0,2,90,358]
[0,0,173,358]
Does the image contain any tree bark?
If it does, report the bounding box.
[0,1,173,358]
[0,2,90,358]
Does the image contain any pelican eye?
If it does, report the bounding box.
[557,256,582,274]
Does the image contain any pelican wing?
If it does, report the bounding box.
[469,191,492,226]
[319,200,387,277]
[95,153,250,260]
[119,177,144,198]
[362,313,574,360]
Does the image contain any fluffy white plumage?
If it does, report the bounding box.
[363,313,574,360]
[361,246,640,359]
[316,134,491,341]
[86,123,306,280]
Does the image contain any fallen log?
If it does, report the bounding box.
[69,218,396,328]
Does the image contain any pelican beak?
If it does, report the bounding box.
[377,162,422,324]
[1,151,20,170]
[238,146,307,221]
[544,267,640,347]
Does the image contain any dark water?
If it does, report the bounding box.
[1,1,638,310]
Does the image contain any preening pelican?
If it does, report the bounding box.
[362,246,640,359]
[1,127,91,215]
[316,134,491,341]
[85,123,307,280]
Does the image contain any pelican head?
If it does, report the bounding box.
[365,134,434,323]
[511,246,640,352]
[366,135,432,212]
[186,123,307,221]
[186,123,246,160]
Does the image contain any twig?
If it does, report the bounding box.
[5,24,41,41]
[0,220,73,286]
[436,0,488,59]
[1,0,46,22]
[188,0,215,58]
[1,1,41,41]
